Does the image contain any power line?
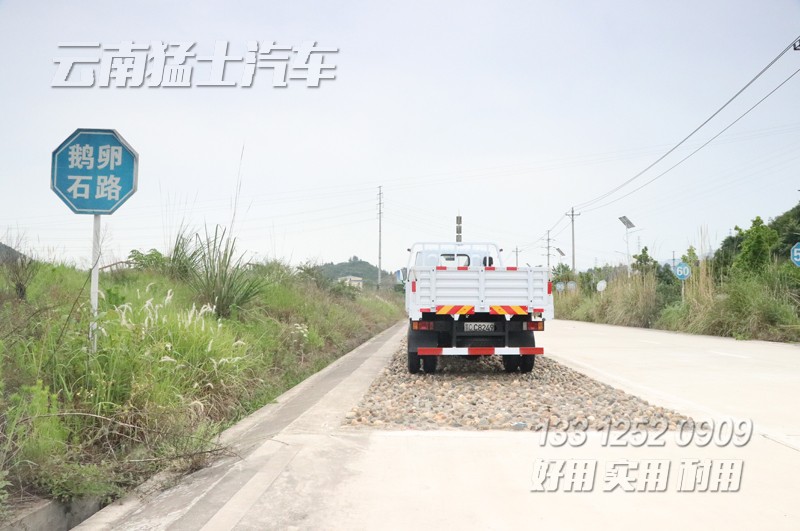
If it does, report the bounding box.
[522,33,800,268]
[619,142,800,219]
[582,65,800,214]
[573,32,800,211]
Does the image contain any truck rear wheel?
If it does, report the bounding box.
[502,355,520,372]
[408,351,421,374]
[422,356,438,374]
[508,331,536,373]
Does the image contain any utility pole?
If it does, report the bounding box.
[626,228,630,276]
[546,230,552,272]
[672,250,676,270]
[513,246,521,267]
[456,215,462,242]
[566,207,580,272]
[377,186,383,291]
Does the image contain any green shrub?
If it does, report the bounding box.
[655,263,800,341]
[189,226,264,318]
[32,460,121,503]
[128,249,169,272]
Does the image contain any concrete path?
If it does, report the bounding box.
[77,320,800,530]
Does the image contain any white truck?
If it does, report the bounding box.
[404,242,553,374]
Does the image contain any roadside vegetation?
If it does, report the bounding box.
[554,203,800,342]
[0,227,403,520]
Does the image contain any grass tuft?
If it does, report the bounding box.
[189,226,264,318]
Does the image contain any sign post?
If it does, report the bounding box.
[674,261,692,301]
[51,129,138,350]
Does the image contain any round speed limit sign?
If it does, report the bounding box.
[674,262,692,281]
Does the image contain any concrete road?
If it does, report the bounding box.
[77,320,800,531]
[545,320,800,450]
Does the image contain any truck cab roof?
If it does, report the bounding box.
[408,242,504,269]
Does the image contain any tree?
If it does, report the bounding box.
[732,216,779,273]
[632,246,657,275]
[681,245,699,266]
[551,263,573,282]
[768,201,800,259]
[712,232,743,276]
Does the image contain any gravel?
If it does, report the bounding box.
[344,343,691,431]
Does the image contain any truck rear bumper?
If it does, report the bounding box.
[417,347,544,356]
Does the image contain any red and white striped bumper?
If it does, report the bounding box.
[418,347,544,356]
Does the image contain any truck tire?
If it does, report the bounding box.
[408,351,421,374]
[519,355,534,373]
[408,322,438,374]
[422,356,438,374]
[502,355,520,372]
[508,331,536,373]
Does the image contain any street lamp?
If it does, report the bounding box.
[555,247,565,267]
[619,216,635,275]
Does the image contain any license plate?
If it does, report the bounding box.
[464,322,495,332]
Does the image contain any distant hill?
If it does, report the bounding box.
[320,256,396,287]
[0,242,22,264]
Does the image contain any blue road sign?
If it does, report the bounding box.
[674,262,692,280]
[792,242,800,267]
[51,129,138,214]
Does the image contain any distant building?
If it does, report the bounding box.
[337,276,363,289]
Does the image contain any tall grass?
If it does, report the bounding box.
[555,261,800,342]
[657,261,800,341]
[166,225,200,281]
[0,259,404,516]
[189,226,264,318]
[557,272,660,328]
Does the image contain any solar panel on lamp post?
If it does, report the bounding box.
[619,216,635,276]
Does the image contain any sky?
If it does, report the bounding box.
[1,0,799,273]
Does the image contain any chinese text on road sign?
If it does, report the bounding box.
[52,129,138,214]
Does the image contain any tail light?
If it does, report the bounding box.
[412,321,434,331]
[524,321,544,331]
